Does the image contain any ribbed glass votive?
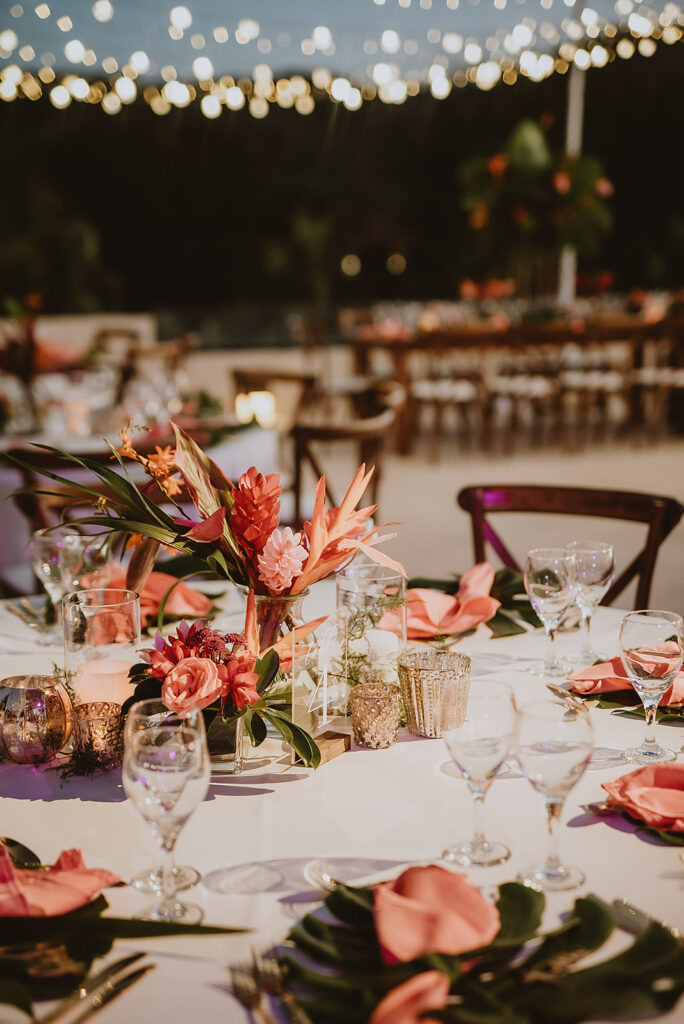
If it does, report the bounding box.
[397,650,471,738]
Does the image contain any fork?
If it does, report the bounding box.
[230,963,277,1024]
[252,949,314,1024]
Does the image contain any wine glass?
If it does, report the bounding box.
[619,610,683,765]
[30,526,80,643]
[566,541,615,664]
[516,698,593,891]
[524,548,576,677]
[124,699,204,894]
[123,709,209,923]
[442,679,517,867]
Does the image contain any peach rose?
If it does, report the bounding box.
[602,764,684,833]
[161,657,222,715]
[373,865,500,965]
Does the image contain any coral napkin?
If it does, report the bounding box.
[569,657,684,707]
[369,971,450,1024]
[381,563,500,640]
[602,764,684,832]
[373,865,500,966]
[0,847,121,916]
[107,564,213,627]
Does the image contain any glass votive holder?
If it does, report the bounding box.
[398,650,471,738]
[63,588,141,708]
[72,701,123,766]
[349,681,402,749]
[0,675,73,764]
[336,564,407,689]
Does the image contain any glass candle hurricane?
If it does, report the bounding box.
[336,564,407,692]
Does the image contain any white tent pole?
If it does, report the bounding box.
[557,19,587,308]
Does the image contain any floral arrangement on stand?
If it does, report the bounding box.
[460,118,613,295]
[11,421,404,767]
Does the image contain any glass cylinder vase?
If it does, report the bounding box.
[336,564,407,696]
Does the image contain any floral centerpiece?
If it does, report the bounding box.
[11,421,404,767]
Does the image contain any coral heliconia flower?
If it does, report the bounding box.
[257,527,307,594]
[230,467,282,555]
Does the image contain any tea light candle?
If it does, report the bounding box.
[74,659,132,706]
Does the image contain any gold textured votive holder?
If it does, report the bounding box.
[72,701,123,765]
[349,682,401,749]
[397,650,471,738]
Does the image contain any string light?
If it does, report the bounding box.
[1,0,681,119]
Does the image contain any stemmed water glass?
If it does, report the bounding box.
[30,527,112,644]
[567,541,615,664]
[124,699,204,894]
[524,548,576,677]
[441,679,517,867]
[516,698,593,891]
[122,707,209,923]
[619,610,684,765]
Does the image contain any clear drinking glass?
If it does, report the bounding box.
[63,588,141,707]
[516,699,593,891]
[524,548,576,677]
[442,679,517,867]
[619,610,684,765]
[30,528,113,644]
[123,711,209,923]
[567,541,615,664]
[124,699,204,894]
[30,526,79,643]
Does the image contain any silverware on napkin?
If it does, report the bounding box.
[69,964,155,1024]
[611,898,682,942]
[230,962,277,1024]
[40,953,148,1024]
[252,949,314,1024]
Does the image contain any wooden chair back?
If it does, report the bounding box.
[457,484,683,608]
[290,382,405,522]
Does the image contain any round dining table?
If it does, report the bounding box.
[0,582,682,1023]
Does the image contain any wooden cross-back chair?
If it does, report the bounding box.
[290,381,405,523]
[457,484,683,609]
[230,368,321,427]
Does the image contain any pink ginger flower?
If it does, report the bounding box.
[257,527,307,594]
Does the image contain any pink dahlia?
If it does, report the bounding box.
[257,527,307,594]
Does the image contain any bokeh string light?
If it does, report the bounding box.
[0,0,681,116]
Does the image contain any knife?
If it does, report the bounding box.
[69,965,156,1024]
[41,953,147,1024]
[611,898,682,942]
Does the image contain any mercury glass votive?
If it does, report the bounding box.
[398,650,471,738]
[72,701,123,765]
[0,675,73,764]
[349,681,401,749]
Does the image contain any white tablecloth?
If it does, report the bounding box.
[0,586,682,1024]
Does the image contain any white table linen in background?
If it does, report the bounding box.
[0,583,682,1024]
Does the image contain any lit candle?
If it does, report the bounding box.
[74,659,133,706]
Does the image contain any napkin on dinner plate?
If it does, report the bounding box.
[601,763,684,832]
[369,970,450,1024]
[0,847,121,916]
[381,563,500,640]
[569,656,684,706]
[373,864,500,965]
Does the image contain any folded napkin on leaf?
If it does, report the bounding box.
[602,764,684,833]
[0,847,121,916]
[106,565,213,627]
[370,971,450,1024]
[373,864,500,966]
[569,656,684,706]
[381,563,500,640]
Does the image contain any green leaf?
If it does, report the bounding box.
[262,708,321,768]
[256,649,280,693]
[493,882,545,946]
[521,896,614,970]
[486,610,528,638]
